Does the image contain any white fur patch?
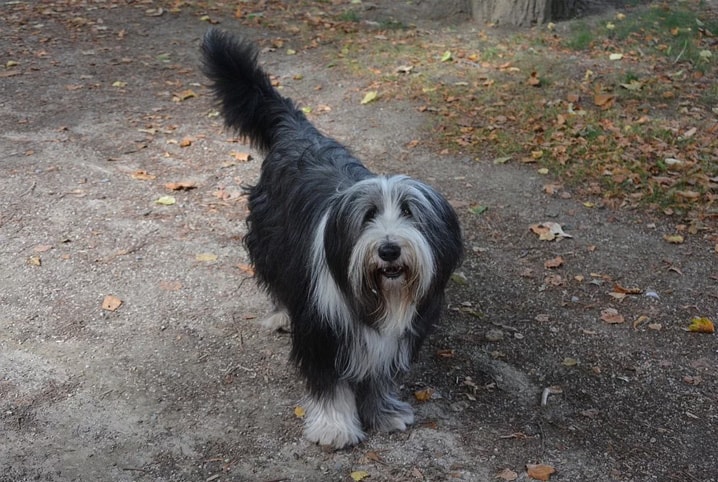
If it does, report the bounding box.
[303,383,364,449]
[257,309,290,331]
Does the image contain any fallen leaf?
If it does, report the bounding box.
[195,252,218,262]
[529,222,573,241]
[350,470,370,481]
[360,91,378,104]
[237,263,255,276]
[526,463,556,481]
[609,53,624,60]
[600,308,624,324]
[165,181,197,191]
[179,137,192,147]
[294,406,305,418]
[687,317,715,334]
[528,71,541,87]
[620,79,643,91]
[155,195,176,205]
[593,93,615,110]
[544,256,564,269]
[230,151,252,162]
[496,468,519,481]
[174,89,197,101]
[102,295,122,311]
[612,283,642,295]
[27,256,42,266]
[663,234,684,244]
[562,357,579,367]
[414,388,434,402]
[131,170,156,181]
[440,50,453,62]
[633,315,650,329]
[159,280,183,291]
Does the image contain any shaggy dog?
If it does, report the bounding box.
[201,29,463,449]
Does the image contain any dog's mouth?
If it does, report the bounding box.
[379,265,405,279]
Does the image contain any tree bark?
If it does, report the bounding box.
[470,0,582,26]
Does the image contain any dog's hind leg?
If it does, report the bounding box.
[356,376,415,433]
[302,382,365,449]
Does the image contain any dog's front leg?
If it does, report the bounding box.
[302,382,365,449]
[357,375,415,433]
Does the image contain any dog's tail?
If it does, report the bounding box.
[201,28,304,153]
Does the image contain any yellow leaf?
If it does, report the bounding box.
[155,195,176,205]
[350,471,370,481]
[687,317,715,334]
[609,53,623,60]
[112,80,127,88]
[294,406,305,418]
[102,295,123,312]
[195,253,218,262]
[27,255,42,266]
[440,50,453,62]
[360,91,378,105]
[663,234,684,244]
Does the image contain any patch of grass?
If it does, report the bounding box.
[566,22,594,50]
[337,9,360,23]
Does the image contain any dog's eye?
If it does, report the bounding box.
[400,202,412,218]
[363,207,377,224]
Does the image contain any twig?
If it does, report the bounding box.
[673,40,688,64]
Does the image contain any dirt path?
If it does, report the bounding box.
[1,2,716,481]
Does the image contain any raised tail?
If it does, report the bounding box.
[200,28,304,153]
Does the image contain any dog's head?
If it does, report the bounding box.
[323,175,462,330]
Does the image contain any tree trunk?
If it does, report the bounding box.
[471,0,581,26]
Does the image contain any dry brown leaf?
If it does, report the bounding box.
[612,283,642,295]
[131,170,156,181]
[526,463,556,481]
[159,280,183,291]
[237,263,255,276]
[544,256,564,269]
[414,388,433,402]
[230,151,252,162]
[528,71,541,87]
[165,181,197,191]
[496,468,519,481]
[529,222,572,241]
[600,308,624,324]
[179,137,192,147]
[593,93,615,110]
[102,295,122,312]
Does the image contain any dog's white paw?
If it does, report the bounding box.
[303,385,365,449]
[258,309,290,331]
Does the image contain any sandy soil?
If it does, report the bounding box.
[1,1,716,481]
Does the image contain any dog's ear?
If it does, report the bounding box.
[409,181,464,274]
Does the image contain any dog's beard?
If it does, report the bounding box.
[350,231,434,336]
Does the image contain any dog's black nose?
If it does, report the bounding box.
[378,243,401,262]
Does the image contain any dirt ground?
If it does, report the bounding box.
[1,1,716,481]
